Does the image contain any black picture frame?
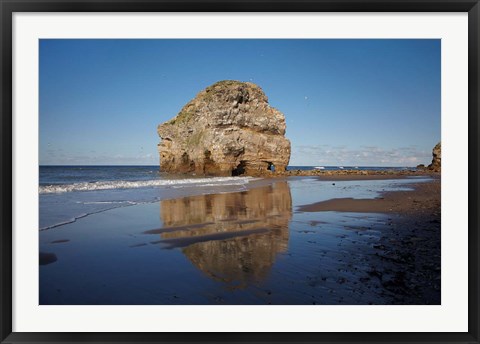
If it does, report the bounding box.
[1,1,479,343]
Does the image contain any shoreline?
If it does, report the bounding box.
[313,173,434,181]
[154,164,439,179]
[297,178,440,216]
[246,167,439,178]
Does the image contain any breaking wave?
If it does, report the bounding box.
[39,176,253,194]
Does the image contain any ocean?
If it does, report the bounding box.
[39,165,254,230]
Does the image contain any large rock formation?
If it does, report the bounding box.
[427,142,441,172]
[157,80,291,176]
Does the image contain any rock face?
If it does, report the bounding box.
[157,80,291,176]
[416,164,426,170]
[428,142,441,172]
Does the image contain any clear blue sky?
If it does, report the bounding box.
[39,39,440,166]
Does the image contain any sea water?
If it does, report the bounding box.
[39,166,254,230]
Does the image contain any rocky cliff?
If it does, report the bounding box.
[428,142,441,172]
[157,80,291,176]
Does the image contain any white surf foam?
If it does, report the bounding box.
[39,176,254,194]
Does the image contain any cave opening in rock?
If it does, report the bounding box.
[181,152,190,164]
[267,162,275,172]
[203,150,216,175]
[232,161,246,176]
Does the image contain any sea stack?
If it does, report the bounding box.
[157,80,291,176]
[427,142,441,172]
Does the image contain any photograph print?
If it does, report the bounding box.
[39,39,441,305]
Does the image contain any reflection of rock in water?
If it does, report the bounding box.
[157,182,292,285]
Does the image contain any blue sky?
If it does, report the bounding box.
[39,39,440,166]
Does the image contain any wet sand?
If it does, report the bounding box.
[297,178,441,304]
[298,178,440,215]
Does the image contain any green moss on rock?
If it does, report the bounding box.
[186,130,204,147]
